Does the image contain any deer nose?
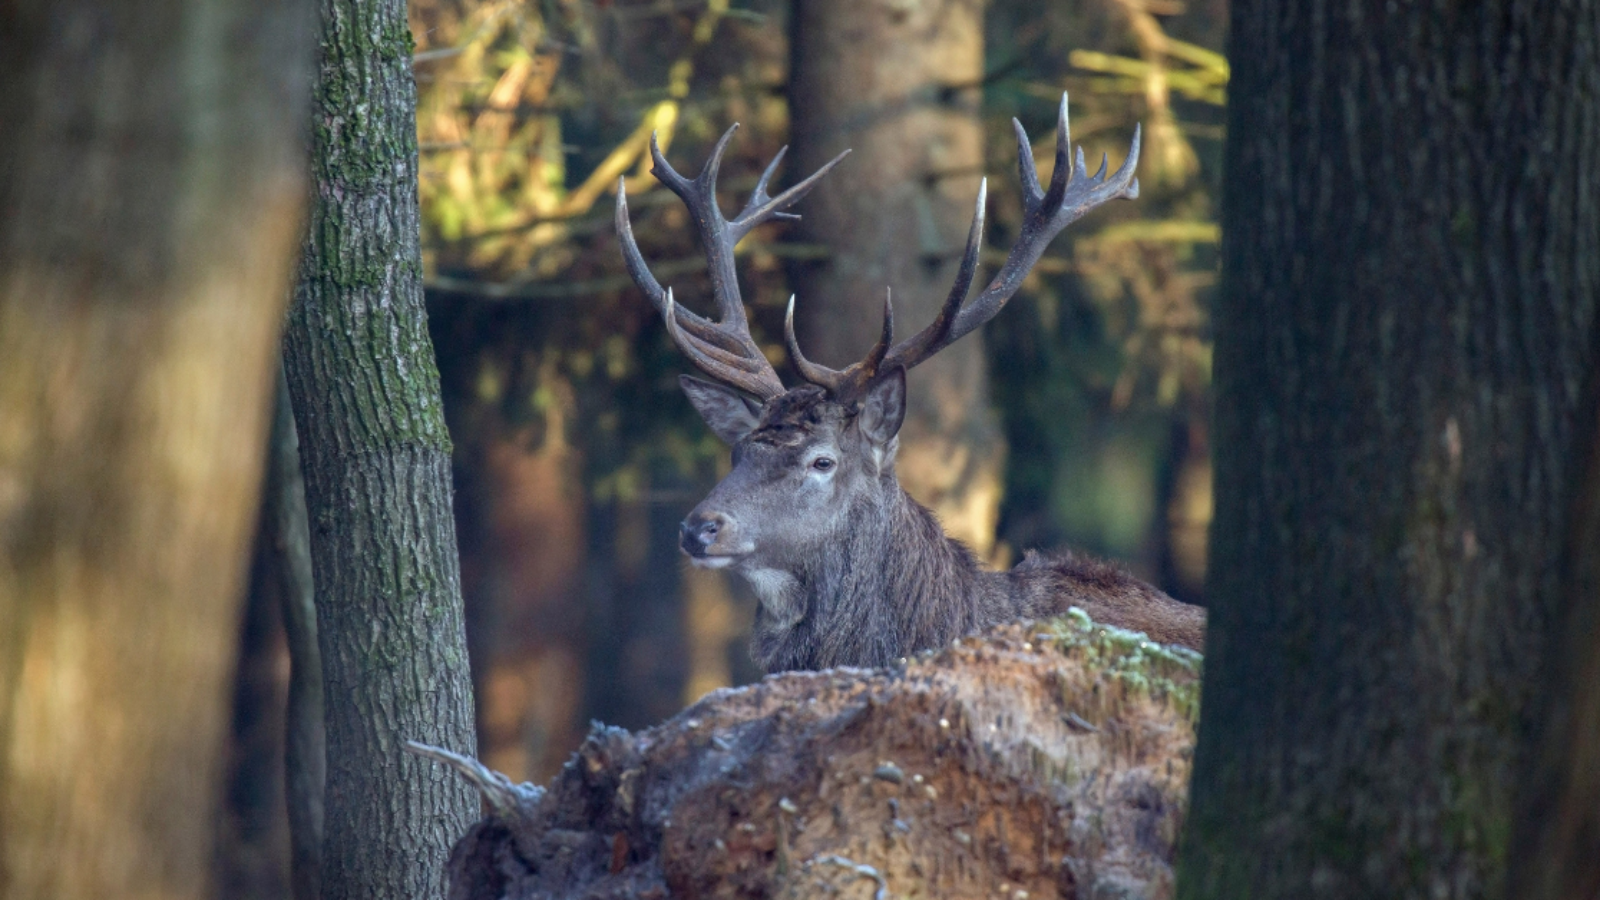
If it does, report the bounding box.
[680,512,728,554]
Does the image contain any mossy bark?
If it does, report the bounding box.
[787,0,1002,554]
[1181,3,1600,897]
[0,1,314,897]
[281,0,479,897]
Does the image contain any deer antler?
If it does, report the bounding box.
[616,126,849,400]
[787,93,1141,402]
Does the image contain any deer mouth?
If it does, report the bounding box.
[682,543,755,569]
[681,539,756,569]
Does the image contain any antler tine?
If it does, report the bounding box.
[880,179,986,373]
[785,295,845,391]
[730,148,851,243]
[786,289,897,401]
[863,290,895,377]
[698,123,740,194]
[1014,118,1044,205]
[872,94,1139,379]
[1042,93,1075,213]
[647,131,694,195]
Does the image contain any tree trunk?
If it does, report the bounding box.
[1181,3,1600,898]
[281,0,480,895]
[0,0,314,897]
[787,0,1000,555]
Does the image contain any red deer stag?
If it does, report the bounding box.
[615,95,1205,672]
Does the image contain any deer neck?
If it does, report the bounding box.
[747,479,988,671]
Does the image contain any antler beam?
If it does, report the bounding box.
[616,126,848,400]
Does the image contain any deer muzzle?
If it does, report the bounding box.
[679,510,749,568]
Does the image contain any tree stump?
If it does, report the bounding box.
[421,612,1200,899]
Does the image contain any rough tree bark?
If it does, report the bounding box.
[281,0,480,896]
[787,0,1001,554]
[0,1,314,897]
[1181,3,1600,898]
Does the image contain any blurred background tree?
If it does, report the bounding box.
[390,0,1226,788]
[0,1,315,898]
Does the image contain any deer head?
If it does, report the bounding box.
[616,95,1140,593]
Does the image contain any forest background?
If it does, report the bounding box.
[9,0,1222,890]
[415,0,1216,767]
[213,0,1227,889]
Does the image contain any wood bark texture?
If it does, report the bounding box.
[787,0,1002,554]
[1182,2,1600,897]
[281,0,480,896]
[0,0,314,897]
[434,616,1200,900]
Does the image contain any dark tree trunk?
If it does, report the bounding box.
[1181,3,1600,898]
[215,509,293,900]
[265,371,326,900]
[281,0,480,896]
[787,0,1001,555]
[0,0,314,896]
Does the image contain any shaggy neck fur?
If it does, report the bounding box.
[748,477,1012,671]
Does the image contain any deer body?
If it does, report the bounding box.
[744,460,1205,670]
[617,95,1206,672]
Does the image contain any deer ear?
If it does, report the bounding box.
[859,367,907,447]
[681,375,763,445]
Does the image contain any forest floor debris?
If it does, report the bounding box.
[422,611,1201,899]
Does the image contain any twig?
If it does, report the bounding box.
[403,741,543,818]
[425,242,834,302]
[269,366,323,900]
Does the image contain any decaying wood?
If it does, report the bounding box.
[419,612,1200,899]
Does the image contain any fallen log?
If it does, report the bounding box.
[415,610,1201,899]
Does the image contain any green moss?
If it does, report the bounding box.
[310,9,418,189]
[1041,607,1204,723]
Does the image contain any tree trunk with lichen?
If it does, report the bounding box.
[1180,3,1600,897]
[0,1,314,897]
[281,0,479,896]
[787,0,1001,556]
[428,615,1200,900]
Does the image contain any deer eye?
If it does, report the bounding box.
[810,457,836,472]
